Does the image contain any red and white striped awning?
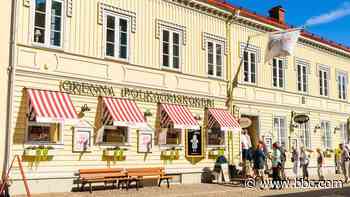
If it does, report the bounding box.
[208,108,241,132]
[160,103,199,130]
[27,89,78,124]
[102,97,147,128]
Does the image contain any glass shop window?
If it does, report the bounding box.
[207,128,225,146]
[27,122,62,144]
[159,128,182,145]
[102,126,129,145]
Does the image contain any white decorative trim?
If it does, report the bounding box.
[156,19,186,45]
[202,32,227,54]
[294,57,311,74]
[24,0,30,7]
[66,0,72,17]
[316,64,330,78]
[239,42,261,63]
[98,2,136,33]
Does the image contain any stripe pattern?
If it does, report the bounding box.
[160,103,199,130]
[208,108,241,132]
[27,89,78,123]
[102,97,147,128]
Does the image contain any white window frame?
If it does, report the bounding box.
[297,63,308,93]
[337,72,348,100]
[321,121,332,149]
[242,50,257,84]
[272,58,285,89]
[30,0,65,49]
[26,121,64,145]
[100,125,131,146]
[319,68,329,97]
[160,27,182,71]
[299,122,311,149]
[103,11,131,61]
[158,128,184,149]
[274,117,287,147]
[206,40,225,79]
[207,128,226,148]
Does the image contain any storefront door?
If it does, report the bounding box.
[241,115,259,148]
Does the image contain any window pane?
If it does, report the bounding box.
[162,55,169,67]
[324,72,328,96]
[103,127,128,144]
[50,31,61,46]
[119,46,127,59]
[35,13,46,28]
[107,29,115,42]
[119,18,128,32]
[297,65,301,91]
[173,32,179,44]
[302,66,307,92]
[163,43,169,55]
[106,43,115,56]
[51,16,61,31]
[250,53,256,83]
[173,57,179,69]
[34,28,45,43]
[51,1,62,16]
[107,15,115,29]
[208,64,214,75]
[216,65,222,77]
[28,125,51,142]
[208,128,225,145]
[173,44,179,57]
[273,59,277,87]
[216,44,222,65]
[35,0,46,12]
[165,128,181,145]
[120,32,127,45]
[243,51,249,82]
[319,71,323,95]
[163,30,169,42]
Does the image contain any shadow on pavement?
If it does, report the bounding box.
[263,186,350,197]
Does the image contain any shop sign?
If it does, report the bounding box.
[293,114,309,124]
[239,117,252,128]
[59,80,115,97]
[137,131,153,153]
[121,88,215,108]
[186,129,204,157]
[73,121,92,152]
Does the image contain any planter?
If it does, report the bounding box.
[103,150,115,157]
[161,150,180,160]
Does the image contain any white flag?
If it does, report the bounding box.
[265,30,300,62]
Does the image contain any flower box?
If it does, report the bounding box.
[23,149,37,156]
[103,150,115,157]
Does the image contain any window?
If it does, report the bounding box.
[207,128,225,146]
[243,51,256,83]
[319,69,329,96]
[299,122,311,148]
[207,41,223,78]
[33,0,63,47]
[337,73,347,100]
[27,122,62,144]
[321,121,332,149]
[272,58,284,88]
[161,29,181,70]
[340,123,349,144]
[274,117,287,147]
[105,13,129,60]
[102,126,129,145]
[297,64,308,92]
[159,128,182,145]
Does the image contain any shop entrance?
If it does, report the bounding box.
[241,115,259,148]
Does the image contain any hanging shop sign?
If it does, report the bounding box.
[186,129,204,157]
[59,80,115,97]
[239,117,252,128]
[137,131,153,153]
[73,121,93,152]
[121,88,215,108]
[293,114,309,124]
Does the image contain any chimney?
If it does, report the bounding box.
[269,5,285,24]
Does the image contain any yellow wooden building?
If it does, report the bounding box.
[1,0,350,195]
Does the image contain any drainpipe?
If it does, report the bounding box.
[2,0,17,180]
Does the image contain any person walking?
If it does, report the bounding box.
[340,143,350,183]
[253,142,266,189]
[291,145,300,179]
[241,129,252,178]
[316,148,325,180]
[300,147,309,180]
[271,143,282,189]
[279,143,287,180]
[335,146,342,174]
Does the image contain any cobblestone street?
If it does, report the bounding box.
[13,182,350,197]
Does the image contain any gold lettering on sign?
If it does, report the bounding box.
[121,88,215,108]
[59,80,115,97]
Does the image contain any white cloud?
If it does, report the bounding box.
[305,2,350,27]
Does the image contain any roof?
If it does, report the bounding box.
[204,0,350,54]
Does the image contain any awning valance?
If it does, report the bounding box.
[102,97,147,128]
[27,89,78,123]
[208,108,241,132]
[160,103,199,130]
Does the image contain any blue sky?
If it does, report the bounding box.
[226,0,350,47]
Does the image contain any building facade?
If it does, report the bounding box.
[2,0,350,195]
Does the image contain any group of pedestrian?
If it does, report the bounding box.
[338,143,350,183]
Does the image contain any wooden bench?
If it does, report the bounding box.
[126,167,172,190]
[78,168,128,193]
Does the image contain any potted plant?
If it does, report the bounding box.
[103,147,126,161]
[161,147,180,160]
[23,146,37,156]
